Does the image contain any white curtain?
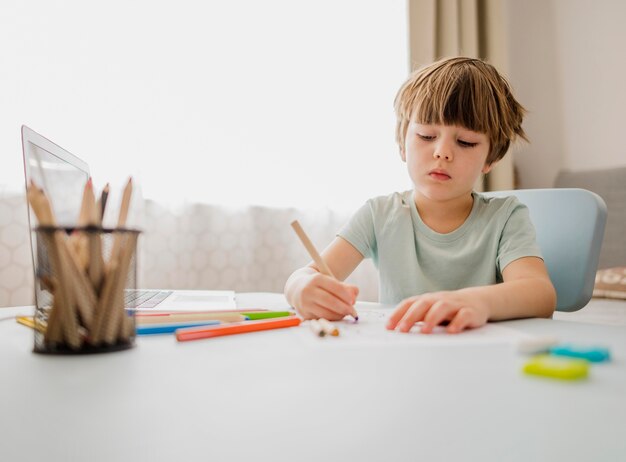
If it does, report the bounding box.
[139,199,379,300]
[0,194,379,307]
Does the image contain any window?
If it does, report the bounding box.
[1,0,409,212]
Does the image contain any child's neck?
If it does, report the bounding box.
[414,191,475,234]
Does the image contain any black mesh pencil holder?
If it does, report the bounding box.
[33,226,140,354]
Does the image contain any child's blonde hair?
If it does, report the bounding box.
[394,57,527,165]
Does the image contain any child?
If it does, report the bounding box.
[284,57,556,334]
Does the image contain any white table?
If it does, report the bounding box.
[1,293,625,462]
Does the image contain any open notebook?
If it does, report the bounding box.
[21,125,236,312]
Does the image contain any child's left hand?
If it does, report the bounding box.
[386,291,489,334]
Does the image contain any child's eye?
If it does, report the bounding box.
[458,140,478,148]
[418,134,435,141]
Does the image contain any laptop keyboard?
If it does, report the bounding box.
[124,290,173,309]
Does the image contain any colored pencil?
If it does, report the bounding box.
[15,316,46,333]
[176,316,301,342]
[240,311,294,320]
[98,183,110,222]
[290,220,335,277]
[318,318,340,336]
[136,312,246,325]
[309,319,326,337]
[137,320,220,335]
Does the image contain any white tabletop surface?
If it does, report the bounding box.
[1,292,625,462]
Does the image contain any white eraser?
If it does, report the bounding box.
[517,336,559,354]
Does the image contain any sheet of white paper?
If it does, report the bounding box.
[297,306,532,347]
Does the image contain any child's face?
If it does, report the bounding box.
[402,122,492,203]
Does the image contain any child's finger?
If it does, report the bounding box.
[397,298,433,332]
[349,285,360,303]
[310,303,346,321]
[386,297,415,329]
[344,283,360,318]
[446,308,474,334]
[318,275,358,306]
[314,287,354,318]
[316,276,359,318]
[420,301,456,333]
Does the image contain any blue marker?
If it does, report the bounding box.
[549,344,611,363]
[136,320,221,336]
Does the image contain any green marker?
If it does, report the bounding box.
[241,311,294,320]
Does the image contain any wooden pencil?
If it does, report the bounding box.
[94,178,134,344]
[290,220,335,278]
[94,251,125,343]
[85,181,104,293]
[27,183,82,347]
[318,318,340,336]
[77,178,93,226]
[39,233,64,344]
[112,179,135,342]
[309,319,326,337]
[74,177,94,269]
[135,312,247,325]
[98,183,110,222]
[118,233,139,342]
[117,177,133,228]
[91,260,118,344]
[60,243,96,331]
[100,232,136,344]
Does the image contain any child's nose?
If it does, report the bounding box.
[433,150,453,161]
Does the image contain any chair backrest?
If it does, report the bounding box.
[555,167,626,269]
[483,188,607,312]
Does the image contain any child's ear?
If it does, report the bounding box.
[399,147,406,162]
[482,161,495,174]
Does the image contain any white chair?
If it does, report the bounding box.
[484,188,607,312]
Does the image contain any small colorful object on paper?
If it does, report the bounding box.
[523,355,589,381]
[549,344,611,363]
[318,318,339,336]
[309,319,326,337]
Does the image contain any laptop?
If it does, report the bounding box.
[21,125,236,312]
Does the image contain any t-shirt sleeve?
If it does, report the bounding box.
[497,200,544,273]
[337,200,376,259]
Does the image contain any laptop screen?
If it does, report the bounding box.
[21,125,90,227]
[21,126,91,307]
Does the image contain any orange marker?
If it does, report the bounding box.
[176,316,301,342]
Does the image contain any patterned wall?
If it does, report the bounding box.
[0,194,34,306]
[0,194,379,308]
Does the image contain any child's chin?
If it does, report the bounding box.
[416,187,463,202]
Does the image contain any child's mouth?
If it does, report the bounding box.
[429,170,451,181]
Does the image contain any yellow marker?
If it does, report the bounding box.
[523,355,589,380]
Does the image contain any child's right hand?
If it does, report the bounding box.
[290,270,359,321]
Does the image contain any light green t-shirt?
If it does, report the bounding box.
[338,190,543,304]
